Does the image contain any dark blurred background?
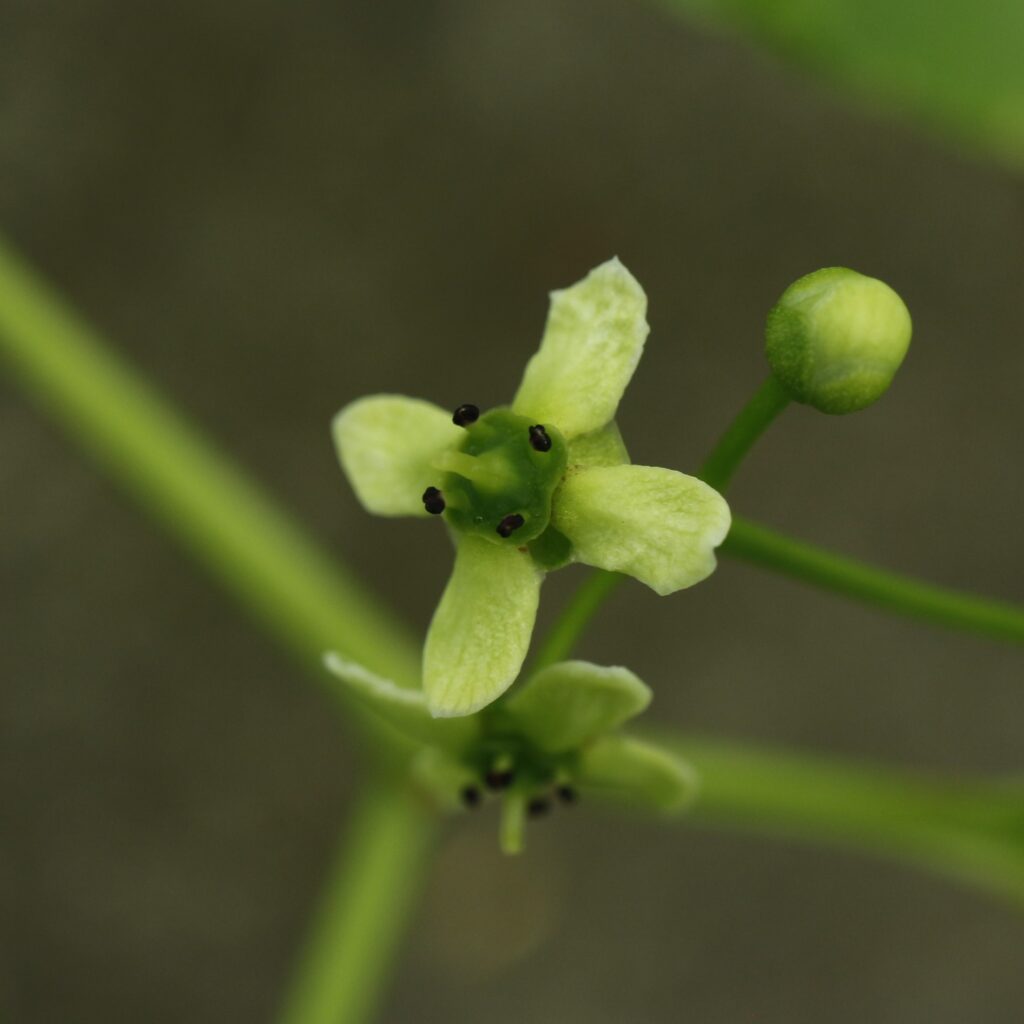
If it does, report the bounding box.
[2,2,1023,1021]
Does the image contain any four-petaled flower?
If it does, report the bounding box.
[324,652,697,854]
[333,258,730,717]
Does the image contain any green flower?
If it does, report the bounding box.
[325,652,698,854]
[333,258,730,717]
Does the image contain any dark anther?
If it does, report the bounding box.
[496,513,525,538]
[460,785,482,809]
[452,404,480,427]
[528,424,552,452]
[484,768,515,791]
[527,797,551,818]
[422,486,446,515]
[555,785,577,805]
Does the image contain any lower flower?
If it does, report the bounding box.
[324,653,698,854]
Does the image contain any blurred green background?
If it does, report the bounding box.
[2,2,1023,1021]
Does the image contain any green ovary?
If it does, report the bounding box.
[437,408,567,545]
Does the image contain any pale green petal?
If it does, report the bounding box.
[512,258,649,438]
[504,660,651,753]
[576,735,698,813]
[566,421,630,470]
[552,465,731,595]
[323,653,475,750]
[332,394,462,516]
[423,535,542,718]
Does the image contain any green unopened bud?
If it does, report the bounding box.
[765,267,912,414]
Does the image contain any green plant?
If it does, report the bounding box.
[3,235,1022,1024]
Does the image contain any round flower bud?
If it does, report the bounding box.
[765,267,912,414]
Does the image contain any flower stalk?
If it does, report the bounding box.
[723,516,1024,644]
[699,374,790,492]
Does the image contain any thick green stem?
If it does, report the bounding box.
[724,516,1024,644]
[699,374,790,492]
[0,237,419,688]
[679,737,1024,905]
[0,236,419,692]
[277,782,435,1024]
[0,236,430,1024]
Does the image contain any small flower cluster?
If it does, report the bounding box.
[329,257,913,852]
[329,258,727,849]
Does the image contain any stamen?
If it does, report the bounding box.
[555,785,577,805]
[460,785,482,809]
[452,403,480,427]
[484,768,515,791]
[496,513,525,538]
[527,797,551,818]
[422,486,446,515]
[528,424,552,452]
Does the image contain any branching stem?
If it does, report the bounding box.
[4,238,1024,1024]
[724,516,1024,644]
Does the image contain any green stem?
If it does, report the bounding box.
[277,781,435,1024]
[0,236,419,689]
[530,569,624,671]
[0,236,431,1024]
[679,737,1024,905]
[699,374,790,492]
[724,516,1024,644]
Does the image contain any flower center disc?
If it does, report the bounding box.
[439,408,567,544]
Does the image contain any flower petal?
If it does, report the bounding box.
[512,258,649,438]
[323,653,475,750]
[423,535,542,717]
[566,421,630,470]
[576,735,698,812]
[503,660,651,753]
[552,465,731,595]
[332,394,463,516]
